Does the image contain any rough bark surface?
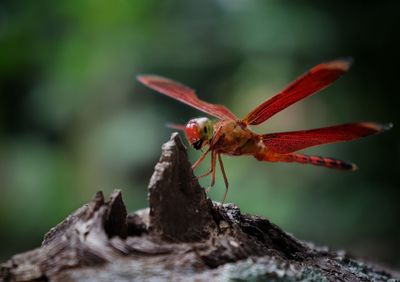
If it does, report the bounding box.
[1,133,398,281]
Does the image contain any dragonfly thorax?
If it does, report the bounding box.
[185,117,214,150]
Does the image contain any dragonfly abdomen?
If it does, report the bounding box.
[254,149,357,171]
[280,153,357,170]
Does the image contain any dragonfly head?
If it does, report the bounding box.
[185,117,214,150]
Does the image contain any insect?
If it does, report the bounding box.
[138,59,392,202]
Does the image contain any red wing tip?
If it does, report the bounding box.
[361,122,393,132]
[137,74,195,92]
[323,57,353,71]
[382,122,394,131]
[137,74,169,84]
[165,122,186,131]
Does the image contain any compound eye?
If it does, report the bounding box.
[185,120,201,145]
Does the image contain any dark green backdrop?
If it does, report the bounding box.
[1,0,398,268]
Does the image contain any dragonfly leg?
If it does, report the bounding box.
[192,147,211,171]
[218,154,229,204]
[205,151,217,193]
[195,167,212,180]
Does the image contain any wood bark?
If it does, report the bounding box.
[1,133,398,281]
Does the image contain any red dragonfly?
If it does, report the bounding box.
[138,59,392,202]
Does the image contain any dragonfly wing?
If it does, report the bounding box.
[165,122,186,131]
[262,122,392,154]
[243,59,352,125]
[138,75,237,120]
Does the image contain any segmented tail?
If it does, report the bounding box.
[281,153,357,171]
[255,151,357,171]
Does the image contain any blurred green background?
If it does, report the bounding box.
[1,0,398,268]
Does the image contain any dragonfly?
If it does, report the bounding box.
[138,59,392,202]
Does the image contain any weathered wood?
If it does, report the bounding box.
[148,133,216,242]
[1,133,398,281]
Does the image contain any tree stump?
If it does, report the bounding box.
[1,133,398,281]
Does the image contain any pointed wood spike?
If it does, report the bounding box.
[148,132,216,242]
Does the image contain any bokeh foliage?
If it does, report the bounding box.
[1,0,398,267]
